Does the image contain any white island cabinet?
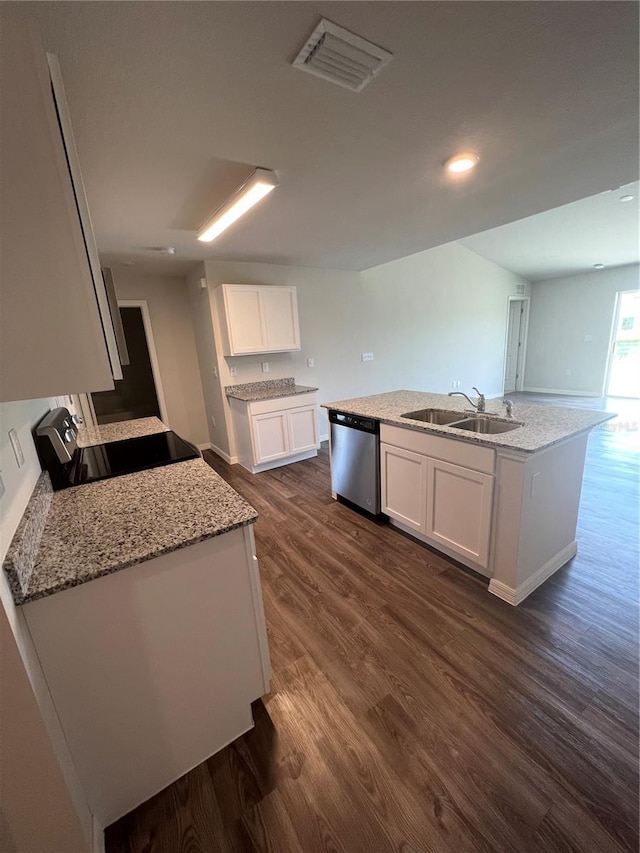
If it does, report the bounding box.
[0,22,122,403]
[381,424,495,572]
[325,390,613,605]
[216,284,301,356]
[229,392,319,473]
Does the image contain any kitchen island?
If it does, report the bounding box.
[3,445,271,827]
[324,391,613,605]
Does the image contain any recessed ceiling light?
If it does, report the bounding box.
[593,263,605,269]
[445,152,480,174]
[620,194,634,202]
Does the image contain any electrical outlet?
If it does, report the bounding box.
[8,429,24,468]
[584,334,592,342]
[229,366,238,377]
[262,362,269,373]
[211,416,217,428]
[212,365,218,378]
[307,357,315,368]
[361,352,374,362]
[451,380,457,388]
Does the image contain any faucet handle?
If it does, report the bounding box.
[471,386,486,411]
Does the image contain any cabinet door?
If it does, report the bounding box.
[425,459,494,567]
[262,287,300,351]
[380,443,427,532]
[223,286,268,354]
[0,23,114,402]
[287,404,318,453]
[251,411,290,463]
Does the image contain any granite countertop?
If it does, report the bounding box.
[3,459,258,605]
[322,390,614,453]
[76,416,168,448]
[225,377,318,402]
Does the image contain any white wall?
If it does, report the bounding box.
[0,400,93,853]
[187,243,528,458]
[524,264,639,395]
[111,271,209,447]
[360,243,529,396]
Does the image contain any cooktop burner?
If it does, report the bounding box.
[68,431,200,487]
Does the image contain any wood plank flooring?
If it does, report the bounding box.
[106,394,639,853]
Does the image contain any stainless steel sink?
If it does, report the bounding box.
[401,408,467,425]
[452,416,523,434]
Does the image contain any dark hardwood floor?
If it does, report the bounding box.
[106,394,639,853]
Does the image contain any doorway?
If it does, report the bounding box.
[91,301,168,425]
[503,297,529,394]
[606,290,640,398]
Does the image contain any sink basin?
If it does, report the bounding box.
[452,416,523,434]
[401,408,467,425]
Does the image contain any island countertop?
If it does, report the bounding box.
[4,459,258,605]
[322,390,614,453]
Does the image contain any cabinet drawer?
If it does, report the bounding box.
[249,393,317,416]
[380,423,494,474]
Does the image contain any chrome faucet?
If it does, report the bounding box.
[503,399,514,418]
[448,386,486,412]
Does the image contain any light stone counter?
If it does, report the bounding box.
[226,376,318,402]
[322,390,613,453]
[76,416,167,448]
[4,459,258,605]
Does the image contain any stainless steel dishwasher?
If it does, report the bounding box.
[329,410,381,515]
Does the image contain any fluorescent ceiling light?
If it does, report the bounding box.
[197,168,278,242]
[445,152,480,174]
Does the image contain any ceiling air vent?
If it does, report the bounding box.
[293,19,392,92]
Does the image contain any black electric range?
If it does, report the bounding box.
[35,408,200,490]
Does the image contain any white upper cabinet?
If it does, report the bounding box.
[217,284,301,356]
[0,22,119,403]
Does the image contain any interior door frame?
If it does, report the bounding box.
[502,296,530,394]
[117,299,169,425]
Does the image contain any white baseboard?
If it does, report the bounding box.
[197,442,211,452]
[319,432,329,443]
[522,387,600,398]
[488,540,578,605]
[209,443,237,464]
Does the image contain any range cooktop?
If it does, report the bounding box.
[68,431,200,487]
[35,408,200,490]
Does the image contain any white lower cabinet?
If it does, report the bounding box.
[380,443,426,532]
[230,393,319,473]
[425,458,494,567]
[252,411,290,462]
[380,424,495,572]
[23,526,271,827]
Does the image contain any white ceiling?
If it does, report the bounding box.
[460,181,640,281]
[4,2,639,274]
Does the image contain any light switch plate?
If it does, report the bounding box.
[262,362,269,373]
[8,429,25,468]
[307,357,315,368]
[361,352,374,362]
